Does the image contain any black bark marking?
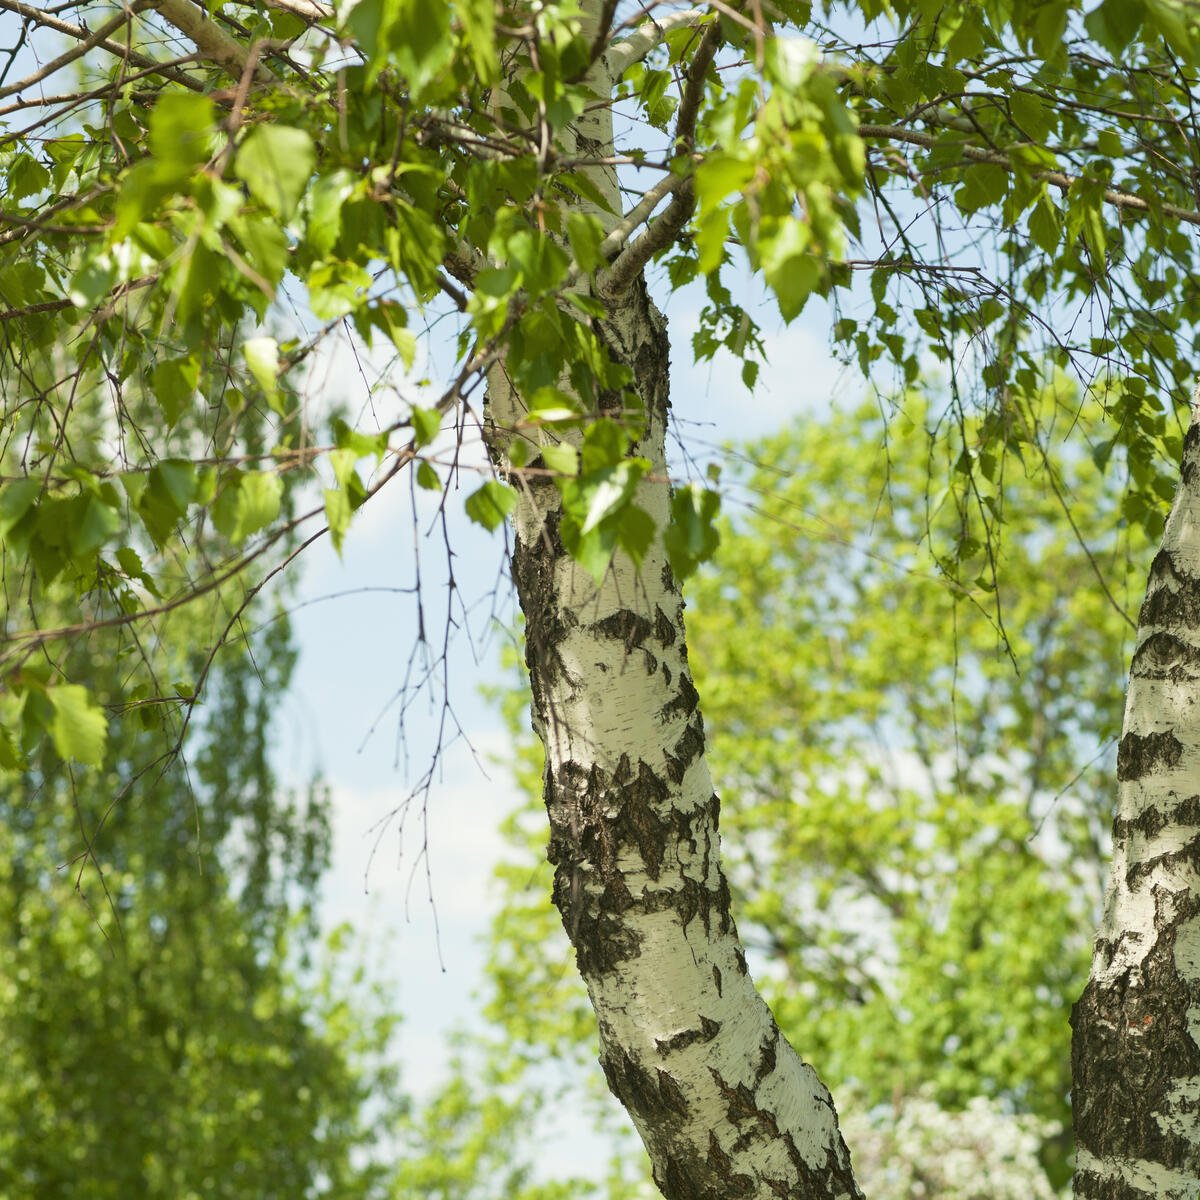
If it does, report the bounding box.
[1073,1167,1154,1200]
[1140,550,1200,629]
[1071,890,1200,1177]
[655,1015,721,1055]
[547,754,733,970]
[709,1066,861,1200]
[593,608,653,654]
[1131,631,1200,679]
[753,1026,779,1085]
[1117,730,1184,781]
[626,759,671,880]
[1184,420,1200,463]
[712,963,723,996]
[706,1131,731,1172]
[665,716,706,784]
[658,1154,753,1199]
[708,1067,761,1124]
[781,1131,862,1200]
[656,1068,689,1117]
[1125,830,1200,889]
[1112,806,1170,841]
[601,1043,685,1127]
[654,604,677,647]
[661,672,700,721]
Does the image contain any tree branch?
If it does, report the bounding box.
[0,3,156,101]
[154,0,277,82]
[0,0,202,87]
[858,122,1200,228]
[603,7,706,78]
[598,17,722,295]
[229,0,332,20]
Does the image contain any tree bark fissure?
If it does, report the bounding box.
[1073,408,1200,1199]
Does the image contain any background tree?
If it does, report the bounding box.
[6,0,1200,1194]
[0,608,410,1198]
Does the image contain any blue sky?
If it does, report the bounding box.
[272,285,866,1119]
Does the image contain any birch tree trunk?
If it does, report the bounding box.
[1072,391,1200,1198]
[483,8,862,1197]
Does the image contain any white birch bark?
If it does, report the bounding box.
[485,7,863,1196]
[1072,389,1200,1199]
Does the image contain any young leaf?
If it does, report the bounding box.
[234,125,315,220]
[465,480,517,530]
[243,336,282,411]
[664,483,721,579]
[411,406,441,447]
[48,685,107,766]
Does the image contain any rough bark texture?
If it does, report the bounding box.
[497,285,861,1198]
[1072,396,1200,1198]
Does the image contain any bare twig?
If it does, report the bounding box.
[0,2,155,101]
[0,0,201,86]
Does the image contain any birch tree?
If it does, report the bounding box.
[6,0,1200,1196]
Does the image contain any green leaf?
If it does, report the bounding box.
[69,494,121,556]
[761,219,819,323]
[307,169,357,258]
[567,212,605,274]
[152,356,200,428]
[0,478,40,541]
[234,125,315,220]
[148,92,216,173]
[541,443,578,476]
[48,684,107,766]
[465,480,517,530]
[243,336,283,413]
[411,406,441,447]
[663,483,720,579]
[231,472,283,543]
[695,154,756,217]
[459,0,498,83]
[1028,198,1061,255]
[416,461,441,490]
[306,259,373,320]
[577,461,647,536]
[324,486,352,554]
[384,0,454,94]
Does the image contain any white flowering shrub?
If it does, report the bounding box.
[839,1091,1063,1200]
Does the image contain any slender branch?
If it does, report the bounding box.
[229,0,332,19]
[0,0,201,85]
[604,7,706,78]
[0,187,109,247]
[599,184,693,296]
[599,17,722,295]
[0,3,155,101]
[858,122,1200,228]
[154,0,277,82]
[596,170,691,263]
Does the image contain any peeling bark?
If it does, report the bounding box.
[1072,398,1200,1199]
